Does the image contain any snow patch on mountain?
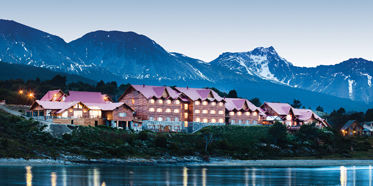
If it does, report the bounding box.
[348,79,355,100]
[360,73,372,88]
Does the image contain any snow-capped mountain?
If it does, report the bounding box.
[0,20,119,82]
[211,47,373,103]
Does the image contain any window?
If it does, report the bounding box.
[195,118,201,122]
[253,112,258,116]
[184,113,188,119]
[230,111,235,116]
[218,110,224,115]
[219,119,224,123]
[246,120,250,124]
[175,117,179,122]
[118,113,127,117]
[195,101,200,105]
[237,112,242,116]
[166,99,171,104]
[149,108,155,112]
[253,120,257,124]
[156,108,162,112]
[202,110,208,114]
[62,111,68,118]
[158,100,163,104]
[175,100,180,104]
[238,120,242,124]
[174,109,180,113]
[165,109,171,113]
[286,114,291,120]
[203,118,208,123]
[211,102,216,106]
[158,117,163,121]
[184,104,188,110]
[149,117,154,121]
[89,110,100,118]
[231,120,235,124]
[203,101,208,105]
[211,119,216,123]
[149,99,155,104]
[350,126,353,129]
[184,121,188,127]
[166,117,171,121]
[245,112,250,116]
[132,99,135,104]
[219,102,223,106]
[195,109,201,114]
[210,110,216,114]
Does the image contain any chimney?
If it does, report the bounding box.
[224,96,225,99]
[187,86,188,89]
[206,87,208,89]
[143,84,145,87]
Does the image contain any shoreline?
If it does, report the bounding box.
[1,158,373,167]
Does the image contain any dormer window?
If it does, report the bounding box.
[166,100,171,104]
[211,102,216,106]
[237,112,242,116]
[253,112,258,116]
[149,99,155,104]
[245,112,250,116]
[203,101,208,105]
[175,100,180,104]
[230,111,235,116]
[195,101,200,105]
[158,100,163,104]
[219,102,223,106]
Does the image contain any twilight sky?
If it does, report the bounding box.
[1,0,372,67]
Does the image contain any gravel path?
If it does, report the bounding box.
[0,104,23,116]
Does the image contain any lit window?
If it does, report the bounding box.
[184,104,188,110]
[184,113,188,119]
[195,101,200,105]
[165,109,171,113]
[184,121,188,127]
[158,100,163,104]
[175,100,180,104]
[149,108,155,112]
[219,102,223,106]
[166,100,171,104]
[219,119,224,123]
[158,117,163,121]
[211,119,216,123]
[286,114,291,120]
[237,112,242,116]
[132,99,135,104]
[203,118,208,123]
[156,108,162,112]
[174,109,180,113]
[202,110,208,114]
[203,101,208,105]
[211,102,216,106]
[195,109,201,114]
[230,111,235,116]
[195,118,201,122]
[210,110,216,114]
[218,110,224,115]
[245,112,250,116]
[253,112,258,116]
[149,99,155,104]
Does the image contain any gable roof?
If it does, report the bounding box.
[175,87,224,101]
[225,98,263,114]
[65,91,110,103]
[341,120,360,130]
[40,90,66,101]
[119,85,181,100]
[263,102,294,115]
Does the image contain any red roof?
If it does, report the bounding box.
[175,87,224,101]
[40,90,65,101]
[263,102,294,116]
[225,98,265,114]
[65,91,110,103]
[130,85,181,99]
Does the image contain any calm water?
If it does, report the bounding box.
[0,165,372,185]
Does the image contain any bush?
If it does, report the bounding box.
[155,133,167,148]
[0,139,8,149]
[137,131,148,141]
[62,133,72,141]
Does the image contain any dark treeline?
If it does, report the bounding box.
[0,75,130,105]
[325,108,373,130]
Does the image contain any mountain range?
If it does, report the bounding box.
[0,19,372,112]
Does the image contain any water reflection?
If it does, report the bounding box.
[25,166,32,186]
[2,164,372,185]
[340,166,347,186]
[51,172,57,186]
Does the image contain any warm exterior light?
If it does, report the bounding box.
[29,93,34,97]
[54,94,57,97]
[19,90,23,94]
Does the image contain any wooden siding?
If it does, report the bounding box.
[190,100,225,123]
[53,118,106,126]
[342,121,363,136]
[228,110,262,124]
[112,105,134,121]
[118,86,149,120]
